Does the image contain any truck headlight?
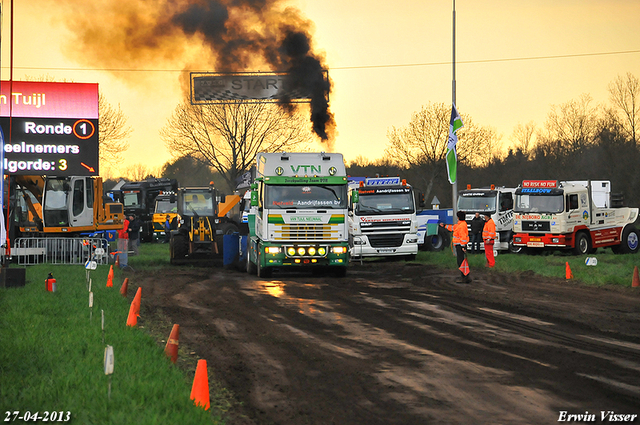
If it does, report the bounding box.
[407,237,418,243]
[287,247,296,256]
[308,247,316,256]
[332,246,347,254]
[318,247,327,256]
[297,247,306,256]
[266,246,281,255]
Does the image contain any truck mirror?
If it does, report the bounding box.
[220,195,227,204]
[170,194,176,203]
[250,190,259,207]
[351,189,359,204]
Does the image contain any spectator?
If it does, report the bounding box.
[117,216,130,268]
[128,215,140,256]
[164,215,171,244]
[470,212,484,254]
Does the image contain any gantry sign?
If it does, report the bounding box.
[0,81,99,176]
[190,71,328,104]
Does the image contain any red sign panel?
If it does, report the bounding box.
[0,81,99,176]
[0,81,98,119]
[522,180,558,188]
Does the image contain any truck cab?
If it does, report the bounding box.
[348,177,419,260]
[457,185,518,253]
[512,180,639,254]
[246,152,349,277]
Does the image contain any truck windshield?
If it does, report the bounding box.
[155,200,176,214]
[123,191,142,208]
[515,194,564,214]
[182,192,214,216]
[356,192,414,215]
[265,185,347,209]
[457,194,496,214]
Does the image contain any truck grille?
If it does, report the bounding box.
[368,233,404,248]
[521,221,550,232]
[273,224,339,241]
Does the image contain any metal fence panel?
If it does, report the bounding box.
[12,238,110,266]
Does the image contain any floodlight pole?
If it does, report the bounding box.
[451,0,458,217]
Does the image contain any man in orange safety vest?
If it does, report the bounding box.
[453,210,471,283]
[482,212,497,268]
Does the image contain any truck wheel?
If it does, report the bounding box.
[218,222,239,235]
[426,227,449,251]
[256,251,272,278]
[246,245,257,274]
[618,226,640,254]
[170,233,188,264]
[573,232,591,255]
[332,266,347,278]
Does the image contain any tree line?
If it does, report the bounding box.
[105,73,640,208]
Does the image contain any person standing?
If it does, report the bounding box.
[453,210,471,283]
[117,215,130,268]
[128,215,140,256]
[482,213,497,268]
[164,215,171,244]
[470,212,484,254]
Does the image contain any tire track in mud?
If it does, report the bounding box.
[135,263,640,424]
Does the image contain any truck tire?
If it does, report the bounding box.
[332,266,347,278]
[246,245,257,274]
[617,225,640,254]
[426,227,450,252]
[170,233,188,264]
[218,222,240,235]
[256,250,272,278]
[573,232,591,255]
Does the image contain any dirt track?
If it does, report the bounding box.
[135,259,640,424]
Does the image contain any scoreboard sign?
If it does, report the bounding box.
[0,81,99,176]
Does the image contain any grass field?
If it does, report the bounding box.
[0,246,224,425]
[417,247,640,287]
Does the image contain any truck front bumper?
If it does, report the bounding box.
[349,234,418,259]
[259,242,349,267]
[512,233,570,249]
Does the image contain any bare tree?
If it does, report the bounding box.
[119,163,160,181]
[537,94,600,157]
[161,99,312,190]
[99,93,132,167]
[384,102,494,199]
[511,121,537,157]
[608,72,640,144]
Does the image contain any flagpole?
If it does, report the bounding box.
[451,0,457,218]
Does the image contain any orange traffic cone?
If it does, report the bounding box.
[565,262,573,280]
[190,359,210,410]
[126,287,142,327]
[120,278,129,297]
[165,324,180,363]
[632,266,639,288]
[107,265,114,288]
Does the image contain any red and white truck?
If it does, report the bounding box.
[512,180,639,254]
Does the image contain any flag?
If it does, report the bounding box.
[459,257,470,276]
[446,104,464,184]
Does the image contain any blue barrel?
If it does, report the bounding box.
[223,233,240,267]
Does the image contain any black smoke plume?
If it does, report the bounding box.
[53,0,335,143]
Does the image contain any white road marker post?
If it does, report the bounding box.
[104,345,114,400]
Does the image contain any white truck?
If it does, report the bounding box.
[246,152,349,277]
[348,177,419,260]
[512,180,639,254]
[457,185,519,253]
